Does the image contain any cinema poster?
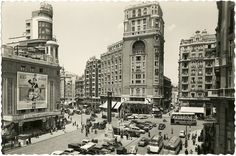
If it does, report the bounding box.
[17,72,48,110]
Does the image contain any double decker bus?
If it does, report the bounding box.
[147,135,164,154]
[162,136,183,154]
[170,112,197,126]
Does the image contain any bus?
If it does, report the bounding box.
[170,112,197,126]
[147,135,164,154]
[162,136,182,154]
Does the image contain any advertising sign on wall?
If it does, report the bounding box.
[17,72,47,110]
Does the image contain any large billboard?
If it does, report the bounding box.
[17,72,48,110]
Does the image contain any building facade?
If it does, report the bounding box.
[2,3,63,145]
[163,76,172,110]
[25,2,53,40]
[60,68,78,102]
[100,41,123,103]
[178,30,217,116]
[171,85,179,106]
[75,74,85,98]
[207,1,235,154]
[84,56,101,97]
[121,2,165,113]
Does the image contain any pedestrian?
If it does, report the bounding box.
[76,124,79,129]
[171,128,173,134]
[185,149,189,155]
[164,134,166,140]
[95,129,97,134]
[29,137,31,144]
[121,132,123,139]
[86,131,88,137]
[193,139,196,145]
[188,133,190,140]
[148,131,151,138]
[190,149,193,154]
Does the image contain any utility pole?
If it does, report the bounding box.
[107,91,112,123]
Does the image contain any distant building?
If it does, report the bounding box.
[2,2,63,146]
[100,41,123,103]
[171,85,178,105]
[178,30,217,117]
[163,76,172,110]
[206,1,235,154]
[75,74,85,98]
[84,57,101,109]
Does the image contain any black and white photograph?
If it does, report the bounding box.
[1,0,235,155]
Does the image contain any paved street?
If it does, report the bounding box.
[6,111,204,154]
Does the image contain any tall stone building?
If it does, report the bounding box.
[121,2,165,113]
[84,57,101,108]
[207,1,235,154]
[178,30,217,117]
[2,2,63,146]
[100,41,123,103]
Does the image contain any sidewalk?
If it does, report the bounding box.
[30,123,78,144]
[180,129,203,154]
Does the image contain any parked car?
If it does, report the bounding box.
[179,130,186,138]
[68,143,82,151]
[50,151,64,155]
[127,115,138,120]
[128,145,138,154]
[138,115,149,119]
[158,123,166,130]
[62,148,74,154]
[116,147,127,154]
[127,130,141,138]
[130,126,145,134]
[138,137,150,147]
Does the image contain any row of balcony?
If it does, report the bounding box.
[207,88,235,98]
[123,28,161,37]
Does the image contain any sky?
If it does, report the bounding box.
[2,0,218,86]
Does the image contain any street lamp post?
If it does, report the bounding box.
[185,121,188,148]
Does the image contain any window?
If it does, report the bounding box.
[137,20,140,25]
[143,18,146,24]
[138,9,141,16]
[132,10,136,17]
[137,26,141,31]
[30,67,35,72]
[143,74,145,78]
[136,74,141,79]
[39,68,44,73]
[143,8,147,15]
[143,25,146,30]
[155,69,159,76]
[21,65,26,71]
[136,56,141,61]
[136,80,141,84]
[132,27,135,31]
[132,20,135,25]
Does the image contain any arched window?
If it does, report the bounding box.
[138,9,141,16]
[143,8,147,15]
[132,41,145,54]
[132,10,136,17]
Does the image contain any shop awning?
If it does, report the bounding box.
[124,101,151,105]
[113,102,122,110]
[99,101,117,109]
[99,102,107,109]
[180,107,204,114]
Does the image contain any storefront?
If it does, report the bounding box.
[122,101,152,114]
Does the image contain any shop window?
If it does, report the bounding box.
[39,68,44,73]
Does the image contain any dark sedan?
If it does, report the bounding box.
[158,123,166,130]
[138,137,150,147]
